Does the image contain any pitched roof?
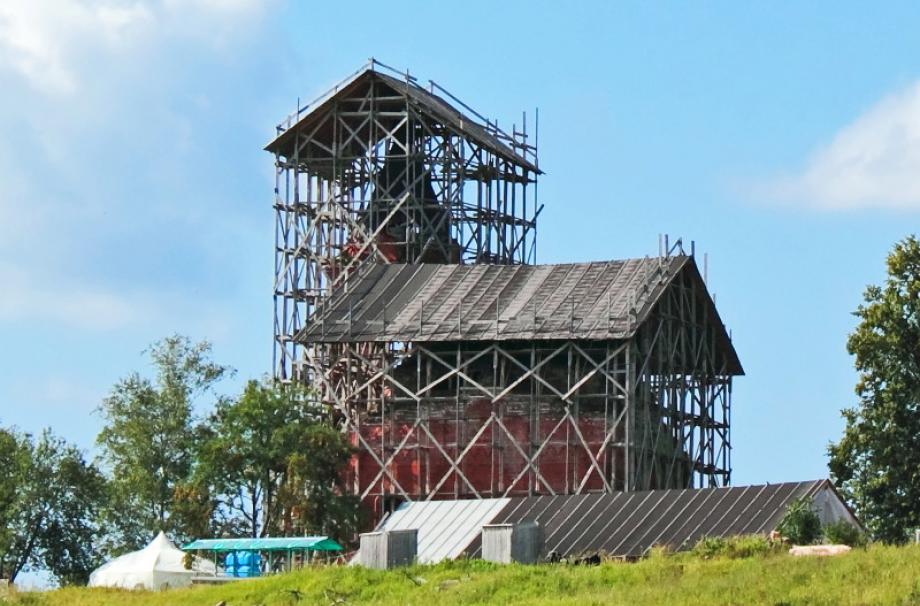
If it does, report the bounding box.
[375,498,512,564]
[266,68,539,173]
[467,481,828,559]
[300,258,677,342]
[297,256,740,373]
[366,481,843,563]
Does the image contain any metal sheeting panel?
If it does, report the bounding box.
[359,530,418,569]
[479,481,827,558]
[373,498,510,564]
[482,523,544,564]
[358,481,837,565]
[299,257,693,345]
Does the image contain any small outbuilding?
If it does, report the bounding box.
[88,531,216,590]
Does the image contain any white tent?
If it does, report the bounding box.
[88,531,216,590]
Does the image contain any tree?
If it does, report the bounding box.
[0,427,28,581]
[280,424,362,540]
[0,428,107,585]
[829,235,920,543]
[197,380,360,540]
[96,335,231,550]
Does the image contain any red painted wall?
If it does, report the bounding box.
[344,401,623,522]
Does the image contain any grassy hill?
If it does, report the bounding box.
[5,544,920,606]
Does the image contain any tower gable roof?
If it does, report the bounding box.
[266,67,540,173]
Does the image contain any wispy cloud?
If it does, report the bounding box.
[0,0,265,94]
[0,1,147,93]
[759,81,920,211]
[0,0,273,335]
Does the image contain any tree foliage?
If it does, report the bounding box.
[96,335,231,550]
[3,334,363,584]
[197,380,360,541]
[829,235,920,543]
[280,424,362,540]
[0,428,106,585]
[822,520,868,548]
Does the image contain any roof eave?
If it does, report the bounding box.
[264,69,541,174]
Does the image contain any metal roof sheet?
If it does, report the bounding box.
[378,498,510,564]
[360,481,836,563]
[182,537,343,552]
[484,481,827,558]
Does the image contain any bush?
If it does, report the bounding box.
[691,535,778,559]
[823,520,868,547]
[692,536,727,559]
[777,498,822,545]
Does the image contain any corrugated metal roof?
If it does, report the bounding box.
[181,537,342,552]
[473,481,827,558]
[300,258,682,343]
[374,498,510,564]
[362,481,837,563]
[266,68,539,173]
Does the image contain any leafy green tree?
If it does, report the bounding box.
[96,335,231,550]
[0,428,106,585]
[829,235,920,543]
[197,380,359,540]
[0,427,28,581]
[280,424,362,541]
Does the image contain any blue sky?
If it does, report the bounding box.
[2,1,919,494]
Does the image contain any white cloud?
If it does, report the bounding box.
[0,1,151,93]
[0,0,265,94]
[0,0,273,333]
[764,81,920,211]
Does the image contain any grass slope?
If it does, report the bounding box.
[6,544,920,606]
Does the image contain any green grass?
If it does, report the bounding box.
[5,544,920,606]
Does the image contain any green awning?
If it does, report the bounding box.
[182,536,343,552]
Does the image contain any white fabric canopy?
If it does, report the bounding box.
[88,531,216,590]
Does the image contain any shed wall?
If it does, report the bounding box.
[359,530,418,569]
[482,522,544,564]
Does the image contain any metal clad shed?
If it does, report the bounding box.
[358,480,859,564]
[379,498,510,563]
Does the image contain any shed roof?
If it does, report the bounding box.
[182,537,343,552]
[467,481,828,558]
[266,68,539,173]
[366,481,843,562]
[376,498,511,564]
